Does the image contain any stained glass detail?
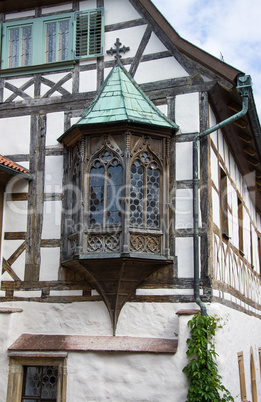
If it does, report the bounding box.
[89,162,105,226]
[22,366,58,401]
[130,160,144,227]
[9,28,19,68]
[46,22,56,63]
[147,165,160,228]
[59,20,69,61]
[89,151,122,227]
[21,26,32,66]
[107,160,122,225]
[46,19,69,63]
[130,156,160,229]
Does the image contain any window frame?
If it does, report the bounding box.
[1,8,104,73]
[6,355,67,402]
[237,352,247,402]
[87,149,123,229]
[130,152,162,230]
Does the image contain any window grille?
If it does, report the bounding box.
[22,366,58,401]
[89,150,122,227]
[130,152,161,229]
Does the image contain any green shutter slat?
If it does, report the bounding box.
[75,9,103,58]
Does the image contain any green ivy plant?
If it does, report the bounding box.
[183,313,234,402]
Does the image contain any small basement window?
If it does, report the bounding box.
[6,355,67,402]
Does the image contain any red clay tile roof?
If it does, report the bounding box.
[0,156,29,174]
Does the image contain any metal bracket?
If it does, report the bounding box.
[237,74,252,97]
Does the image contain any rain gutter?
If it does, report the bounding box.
[193,74,252,316]
[0,165,32,181]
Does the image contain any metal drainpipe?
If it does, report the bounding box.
[193,75,252,316]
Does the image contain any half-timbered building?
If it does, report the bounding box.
[0,0,261,401]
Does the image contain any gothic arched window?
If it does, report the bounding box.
[130,152,161,229]
[89,150,123,227]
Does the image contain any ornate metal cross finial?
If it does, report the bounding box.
[106,38,130,63]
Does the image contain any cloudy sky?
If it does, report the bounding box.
[152,0,261,120]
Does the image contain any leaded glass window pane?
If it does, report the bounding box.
[46,22,56,63]
[130,160,144,227]
[130,156,161,229]
[89,162,105,226]
[9,28,19,67]
[22,365,58,401]
[88,151,123,227]
[107,160,122,225]
[58,20,69,61]
[147,165,160,228]
[21,26,32,66]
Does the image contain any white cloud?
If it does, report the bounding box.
[152,0,261,119]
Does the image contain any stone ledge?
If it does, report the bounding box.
[176,309,200,316]
[0,307,23,314]
[9,334,178,354]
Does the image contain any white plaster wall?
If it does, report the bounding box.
[208,303,261,402]
[210,147,219,189]
[42,3,72,13]
[79,69,97,93]
[39,248,60,281]
[175,189,193,230]
[0,301,194,402]
[176,237,194,278]
[5,10,35,20]
[212,188,220,229]
[229,188,239,249]
[135,58,188,84]
[44,155,63,193]
[243,211,251,261]
[46,112,64,146]
[104,26,147,63]
[175,93,199,133]
[3,200,27,232]
[41,201,62,239]
[156,104,168,117]
[79,0,96,11]
[218,129,224,163]
[104,0,141,25]
[144,32,168,54]
[0,301,260,401]
[0,116,30,155]
[176,142,192,181]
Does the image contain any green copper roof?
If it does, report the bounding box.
[75,63,178,129]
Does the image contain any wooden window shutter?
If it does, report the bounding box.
[75,9,103,58]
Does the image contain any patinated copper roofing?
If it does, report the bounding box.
[0,156,29,174]
[9,334,178,354]
[75,62,178,129]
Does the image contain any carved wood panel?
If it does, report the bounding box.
[213,233,261,306]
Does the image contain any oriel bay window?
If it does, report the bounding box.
[58,59,178,333]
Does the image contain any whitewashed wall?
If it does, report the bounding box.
[0,302,260,401]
